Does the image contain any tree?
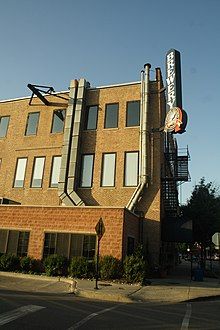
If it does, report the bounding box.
[181,178,220,266]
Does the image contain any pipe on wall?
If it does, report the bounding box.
[127,63,151,211]
[58,79,85,206]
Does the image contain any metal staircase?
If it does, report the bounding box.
[162,135,190,217]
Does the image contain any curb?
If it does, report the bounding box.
[74,289,133,303]
[0,271,77,293]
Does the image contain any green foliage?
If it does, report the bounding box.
[20,256,37,273]
[182,178,220,246]
[123,246,147,284]
[30,259,45,274]
[99,255,122,280]
[69,257,95,278]
[0,254,20,272]
[43,254,69,277]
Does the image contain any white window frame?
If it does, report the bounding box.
[80,154,94,188]
[124,151,139,186]
[31,157,45,188]
[101,153,116,187]
[50,156,61,188]
[14,158,27,188]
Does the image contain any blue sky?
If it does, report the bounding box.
[0,0,219,203]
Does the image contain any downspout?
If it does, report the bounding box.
[127,63,151,211]
[58,79,85,206]
[67,78,86,206]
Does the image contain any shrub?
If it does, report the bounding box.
[69,257,95,278]
[0,254,20,272]
[31,259,45,274]
[99,255,122,280]
[123,246,147,284]
[20,256,36,273]
[43,255,68,277]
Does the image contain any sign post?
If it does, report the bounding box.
[94,218,105,290]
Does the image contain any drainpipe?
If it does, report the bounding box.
[58,79,85,206]
[67,78,86,206]
[127,63,151,211]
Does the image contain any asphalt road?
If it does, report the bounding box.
[0,290,220,329]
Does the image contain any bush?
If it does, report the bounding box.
[123,246,147,284]
[69,257,95,278]
[43,255,68,277]
[0,254,20,272]
[99,255,122,280]
[20,256,36,273]
[30,259,45,274]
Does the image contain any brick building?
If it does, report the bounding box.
[0,63,189,268]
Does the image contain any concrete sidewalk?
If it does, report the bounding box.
[0,261,220,303]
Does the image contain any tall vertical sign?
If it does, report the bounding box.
[164,49,187,134]
[166,49,182,110]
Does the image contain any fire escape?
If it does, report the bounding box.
[162,134,190,217]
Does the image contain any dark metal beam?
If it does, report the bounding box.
[27,84,50,105]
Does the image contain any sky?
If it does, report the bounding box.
[0,0,219,204]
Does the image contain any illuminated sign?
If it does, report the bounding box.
[165,49,187,134]
[166,49,182,109]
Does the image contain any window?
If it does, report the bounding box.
[124,152,139,186]
[31,157,45,188]
[51,109,66,133]
[43,232,96,260]
[14,158,27,188]
[126,101,140,127]
[0,229,30,257]
[85,105,98,130]
[25,112,40,136]
[104,103,118,128]
[80,154,94,187]
[17,232,30,257]
[101,153,116,187]
[50,156,61,188]
[83,235,96,259]
[0,116,10,138]
[43,233,56,257]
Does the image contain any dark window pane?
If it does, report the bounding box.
[25,112,40,135]
[105,103,118,128]
[56,233,70,258]
[85,106,98,130]
[0,116,10,138]
[83,235,96,259]
[51,110,66,133]
[43,233,56,257]
[0,229,8,253]
[70,234,84,258]
[7,231,19,255]
[17,232,30,257]
[126,101,140,127]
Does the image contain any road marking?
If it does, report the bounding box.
[67,305,120,329]
[181,303,192,330]
[0,305,45,326]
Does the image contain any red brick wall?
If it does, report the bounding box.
[0,205,139,260]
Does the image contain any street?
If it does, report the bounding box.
[0,290,220,329]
